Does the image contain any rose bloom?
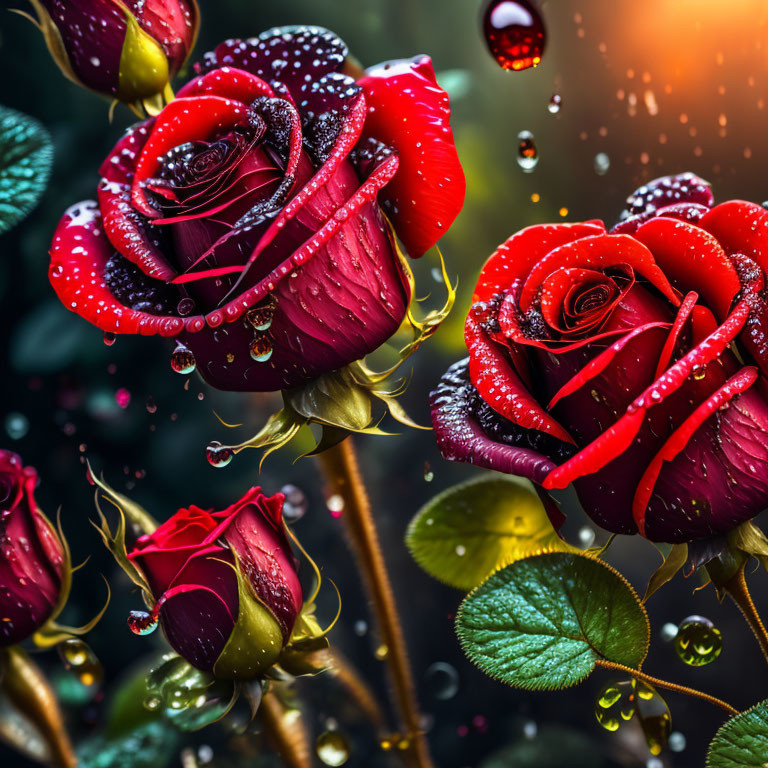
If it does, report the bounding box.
[432,174,768,543]
[29,0,199,103]
[49,26,464,392]
[0,450,65,646]
[128,487,302,678]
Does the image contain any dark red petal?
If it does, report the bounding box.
[474,222,605,303]
[358,56,465,257]
[539,267,613,330]
[543,298,751,489]
[131,97,252,217]
[547,322,671,409]
[430,359,560,482]
[519,234,679,312]
[619,172,714,220]
[700,199,768,271]
[176,66,275,101]
[49,202,200,336]
[633,217,739,320]
[633,367,759,536]
[654,291,697,378]
[465,309,575,443]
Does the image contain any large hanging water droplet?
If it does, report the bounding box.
[249,334,273,362]
[674,615,722,666]
[206,441,233,468]
[171,343,196,374]
[517,130,539,172]
[595,679,670,755]
[127,609,158,636]
[482,0,546,71]
[316,729,350,766]
[424,661,459,700]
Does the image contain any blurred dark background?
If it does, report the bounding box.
[2,0,768,766]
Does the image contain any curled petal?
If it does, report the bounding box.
[176,66,275,101]
[358,56,465,257]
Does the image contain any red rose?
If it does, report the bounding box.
[48,26,465,392]
[29,0,199,104]
[432,174,768,543]
[0,450,65,646]
[127,487,302,678]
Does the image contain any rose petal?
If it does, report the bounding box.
[619,172,714,221]
[654,291,697,378]
[358,56,465,257]
[700,200,768,268]
[176,66,274,101]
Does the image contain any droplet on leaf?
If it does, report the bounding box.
[483,0,546,71]
[674,615,722,666]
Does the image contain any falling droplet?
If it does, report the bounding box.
[675,616,722,666]
[146,396,157,414]
[249,334,273,362]
[548,93,562,113]
[594,152,611,175]
[482,0,546,71]
[595,679,670,755]
[517,130,539,172]
[103,332,117,346]
[316,730,350,766]
[115,388,131,408]
[425,662,460,700]
[127,609,158,636]
[171,343,196,374]
[206,441,233,468]
[423,461,434,482]
[5,412,29,440]
[281,484,308,522]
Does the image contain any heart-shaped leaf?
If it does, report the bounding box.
[706,699,768,768]
[0,105,53,235]
[456,551,649,690]
[406,475,574,591]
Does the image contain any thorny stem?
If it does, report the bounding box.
[259,690,312,768]
[316,438,434,768]
[595,660,738,716]
[723,562,768,666]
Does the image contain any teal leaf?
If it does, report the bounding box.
[0,105,53,235]
[456,552,649,691]
[706,699,768,768]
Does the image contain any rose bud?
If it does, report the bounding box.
[27,0,199,106]
[0,450,65,647]
[432,173,768,544]
[48,26,464,395]
[125,487,303,678]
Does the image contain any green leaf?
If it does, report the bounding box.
[406,475,575,591]
[456,552,649,691]
[707,699,768,768]
[0,105,53,234]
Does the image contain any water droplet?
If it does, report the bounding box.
[692,364,707,380]
[103,332,116,346]
[206,441,233,468]
[483,0,546,71]
[595,678,671,754]
[517,130,539,172]
[177,297,196,316]
[675,615,722,666]
[548,93,562,113]
[578,526,596,548]
[423,461,434,482]
[316,730,350,766]
[115,388,131,408]
[249,334,273,362]
[171,343,196,374]
[661,622,679,642]
[58,639,103,687]
[281,484,308,522]
[5,412,29,440]
[127,609,158,635]
[246,302,275,331]
[425,662,459,700]
[594,152,611,175]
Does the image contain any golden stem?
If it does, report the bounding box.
[259,690,312,768]
[0,646,77,768]
[595,659,738,715]
[316,438,434,768]
[723,563,768,665]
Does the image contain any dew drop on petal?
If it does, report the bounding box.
[249,335,273,362]
[483,0,546,71]
[674,615,722,666]
[517,130,539,172]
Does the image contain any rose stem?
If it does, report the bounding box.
[316,438,434,768]
[595,660,738,715]
[722,562,768,665]
[0,646,77,768]
[259,690,312,768]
